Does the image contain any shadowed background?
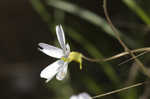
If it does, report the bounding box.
[0,0,150,99]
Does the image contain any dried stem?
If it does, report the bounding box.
[118,51,148,65]
[82,47,150,62]
[92,81,146,98]
[103,0,128,51]
[102,0,150,78]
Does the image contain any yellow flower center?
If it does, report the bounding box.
[61,51,83,69]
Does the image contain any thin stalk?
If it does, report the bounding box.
[82,47,150,62]
[92,82,146,98]
[103,0,150,78]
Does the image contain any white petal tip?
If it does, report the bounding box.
[38,43,48,49]
[56,24,62,28]
[45,79,50,83]
[40,73,51,83]
[56,71,67,81]
[70,92,92,99]
[56,76,65,81]
[38,43,44,46]
[40,60,64,83]
[38,43,44,51]
[38,48,43,51]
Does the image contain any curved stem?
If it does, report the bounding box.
[103,0,128,51]
[103,0,150,78]
[82,47,150,62]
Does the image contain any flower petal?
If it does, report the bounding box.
[78,93,92,99]
[56,25,66,50]
[70,93,92,99]
[38,43,64,58]
[56,62,68,80]
[65,43,70,56]
[70,95,78,99]
[40,60,64,83]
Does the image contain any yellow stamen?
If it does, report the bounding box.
[61,51,83,69]
[61,57,68,62]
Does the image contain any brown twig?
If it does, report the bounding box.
[82,47,150,62]
[102,0,150,78]
[92,81,147,98]
[118,51,148,65]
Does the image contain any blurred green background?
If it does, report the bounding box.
[0,0,150,99]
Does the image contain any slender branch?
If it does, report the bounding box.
[82,47,150,62]
[118,51,148,65]
[103,0,128,51]
[92,82,146,98]
[103,0,150,78]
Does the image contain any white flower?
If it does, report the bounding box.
[70,92,92,99]
[39,25,70,83]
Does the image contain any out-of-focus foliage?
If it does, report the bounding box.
[123,0,150,26]
[1,0,150,99]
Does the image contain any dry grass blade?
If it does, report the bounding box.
[92,82,146,98]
